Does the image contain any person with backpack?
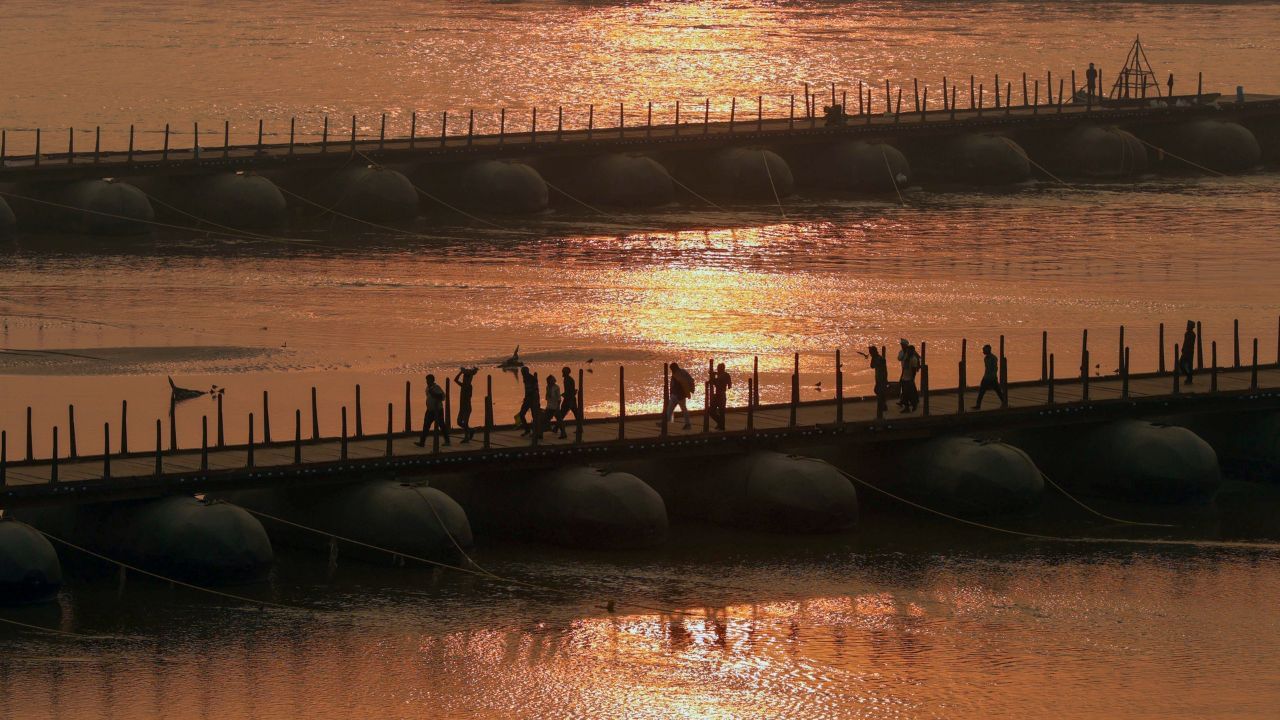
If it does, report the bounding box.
[666,362,695,430]
[541,374,561,440]
[415,374,449,447]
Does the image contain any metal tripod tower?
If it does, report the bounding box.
[1111,36,1161,99]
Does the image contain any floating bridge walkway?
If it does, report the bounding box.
[1,88,1278,182]
[2,352,1278,509]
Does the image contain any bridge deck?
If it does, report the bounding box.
[2,366,1276,503]
[2,94,1278,179]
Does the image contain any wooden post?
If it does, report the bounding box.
[1022,73,1029,106]
[50,427,58,483]
[661,363,670,437]
[1196,321,1204,369]
[262,390,271,443]
[895,88,902,121]
[1047,70,1053,104]
[729,97,736,130]
[970,75,976,109]
[995,74,1001,108]
[201,416,209,470]
[0,431,5,487]
[378,113,386,149]
[674,100,681,136]
[67,127,74,164]
[999,335,1008,408]
[921,87,928,121]
[645,102,652,138]
[921,363,931,416]
[836,348,844,424]
[1122,348,1130,400]
[1041,330,1048,380]
[154,420,162,476]
[62,405,76,459]
[247,413,255,468]
[757,95,763,131]
[440,111,447,145]
[913,78,920,112]
[558,106,563,140]
[618,366,626,440]
[618,102,625,137]
[704,98,710,134]
[531,106,538,143]
[289,117,295,155]
[1211,341,1219,393]
[103,423,111,480]
[704,359,713,433]
[409,111,416,149]
[443,379,451,436]
[1159,322,1166,373]
[790,352,799,427]
[311,386,320,439]
[355,384,363,438]
[322,116,329,152]
[127,125,134,165]
[1006,82,1012,115]
[1173,343,1182,394]
[587,104,594,139]
[350,115,357,153]
[340,407,348,460]
[577,367,585,442]
[753,355,760,409]
[747,379,755,430]
[168,394,179,445]
[789,95,795,128]
[499,108,506,143]
[121,400,129,453]
[1234,319,1240,367]
[294,409,302,464]
[404,380,412,432]
[959,339,968,412]
[1198,71,1203,100]
[1118,325,1125,376]
[468,109,475,144]
[385,403,394,457]
[162,123,170,162]
[25,407,32,460]
[483,375,493,449]
[1058,78,1065,112]
[1048,354,1056,404]
[1033,80,1039,114]
[1251,338,1259,389]
[0,130,5,167]
[978,85,984,116]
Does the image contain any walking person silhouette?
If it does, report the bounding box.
[972,345,1003,410]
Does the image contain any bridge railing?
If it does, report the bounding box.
[0,67,1223,170]
[1,316,1277,488]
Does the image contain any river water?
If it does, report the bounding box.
[2,2,1280,717]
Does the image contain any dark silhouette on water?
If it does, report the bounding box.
[666,362,695,429]
[415,374,449,446]
[869,346,889,415]
[1181,320,1197,383]
[541,375,561,440]
[897,339,921,413]
[558,366,580,438]
[516,366,540,435]
[973,344,1004,410]
[1086,62,1098,100]
[168,376,207,403]
[454,367,478,443]
[709,362,732,430]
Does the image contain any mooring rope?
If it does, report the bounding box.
[882,148,907,207]
[666,173,733,213]
[820,463,1280,551]
[541,177,620,218]
[1038,471,1177,528]
[998,137,1073,187]
[351,149,537,236]
[135,187,335,247]
[243,505,704,617]
[37,530,299,611]
[409,486,506,581]
[761,150,787,219]
[0,188,284,240]
[0,614,119,640]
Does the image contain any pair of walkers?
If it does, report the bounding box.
[414,368,479,447]
[868,339,922,414]
[663,361,735,431]
[515,366,582,440]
